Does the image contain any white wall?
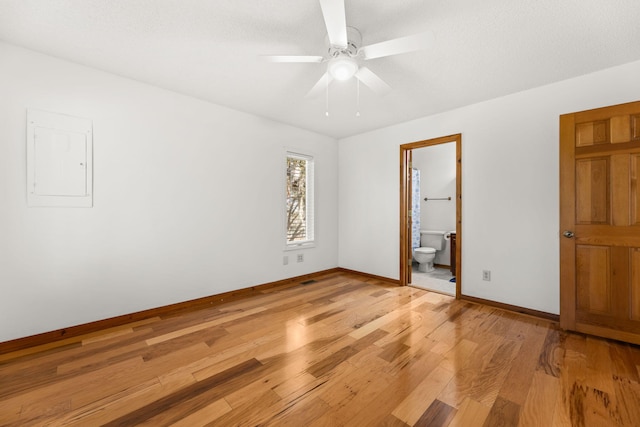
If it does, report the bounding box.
[412,142,456,265]
[339,60,640,315]
[0,42,338,343]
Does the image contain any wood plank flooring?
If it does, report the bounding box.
[1,271,639,426]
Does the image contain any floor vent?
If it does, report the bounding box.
[301,280,317,285]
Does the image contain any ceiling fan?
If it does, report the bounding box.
[264,0,434,98]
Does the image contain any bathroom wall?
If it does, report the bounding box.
[412,142,456,265]
[0,42,339,343]
[338,59,640,315]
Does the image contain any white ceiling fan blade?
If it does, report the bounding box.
[263,55,324,63]
[306,72,333,98]
[360,32,434,60]
[319,0,348,48]
[355,67,391,96]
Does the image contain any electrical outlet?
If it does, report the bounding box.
[482,270,491,281]
[283,256,288,265]
[297,254,304,263]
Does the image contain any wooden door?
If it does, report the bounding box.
[400,149,413,286]
[560,100,640,345]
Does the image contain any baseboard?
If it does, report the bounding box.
[460,295,559,322]
[433,263,451,270]
[335,268,400,285]
[0,268,555,355]
[0,268,342,355]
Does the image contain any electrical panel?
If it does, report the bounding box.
[26,109,93,207]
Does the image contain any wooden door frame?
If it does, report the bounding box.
[400,134,462,298]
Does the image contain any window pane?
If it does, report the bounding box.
[287,156,307,242]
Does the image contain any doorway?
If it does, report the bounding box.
[400,134,461,298]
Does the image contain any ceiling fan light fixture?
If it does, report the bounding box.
[328,56,358,81]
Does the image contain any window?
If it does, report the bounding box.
[286,152,314,248]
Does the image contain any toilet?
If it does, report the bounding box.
[413,230,447,272]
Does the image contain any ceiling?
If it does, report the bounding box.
[1,0,640,139]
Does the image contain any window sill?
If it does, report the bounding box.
[284,242,315,251]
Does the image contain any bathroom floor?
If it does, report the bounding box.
[410,264,456,296]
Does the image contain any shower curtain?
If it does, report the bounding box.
[411,168,421,249]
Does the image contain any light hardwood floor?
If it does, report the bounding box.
[1,272,639,426]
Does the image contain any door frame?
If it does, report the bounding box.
[400,134,462,297]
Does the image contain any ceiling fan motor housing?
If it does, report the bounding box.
[328,26,362,58]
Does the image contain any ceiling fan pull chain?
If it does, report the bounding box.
[325,74,330,117]
[356,79,361,117]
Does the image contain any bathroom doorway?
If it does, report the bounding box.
[400,134,461,297]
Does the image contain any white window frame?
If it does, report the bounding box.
[284,151,315,250]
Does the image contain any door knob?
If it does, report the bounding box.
[563,230,575,238]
